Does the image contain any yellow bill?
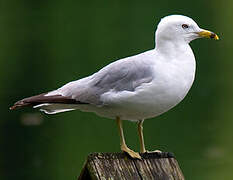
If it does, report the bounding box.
[198,29,219,40]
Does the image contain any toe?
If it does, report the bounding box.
[127,150,141,159]
[121,145,141,159]
[146,150,162,153]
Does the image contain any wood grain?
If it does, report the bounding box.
[78,152,185,180]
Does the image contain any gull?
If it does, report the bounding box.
[10,15,219,159]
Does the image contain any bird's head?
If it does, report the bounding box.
[155,15,219,44]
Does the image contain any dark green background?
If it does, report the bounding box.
[1,0,232,179]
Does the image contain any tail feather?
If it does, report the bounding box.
[10,93,88,110]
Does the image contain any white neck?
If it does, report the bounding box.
[156,38,191,58]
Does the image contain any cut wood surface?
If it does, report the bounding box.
[78,152,185,180]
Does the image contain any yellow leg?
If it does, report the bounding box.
[116,117,141,159]
[138,120,146,153]
[138,120,162,154]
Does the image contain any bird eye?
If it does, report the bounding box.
[182,24,189,29]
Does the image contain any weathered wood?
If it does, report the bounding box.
[78,152,185,180]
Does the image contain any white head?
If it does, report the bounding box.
[155,15,219,45]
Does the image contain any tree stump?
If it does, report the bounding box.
[78,152,185,180]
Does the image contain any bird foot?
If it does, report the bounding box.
[121,145,141,159]
[145,150,162,154]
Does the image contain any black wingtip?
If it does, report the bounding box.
[10,101,30,110]
[10,93,88,111]
[9,105,15,110]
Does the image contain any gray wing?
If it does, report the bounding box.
[92,59,153,92]
[10,53,154,113]
[76,58,154,104]
[56,55,154,105]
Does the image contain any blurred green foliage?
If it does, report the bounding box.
[0,0,232,180]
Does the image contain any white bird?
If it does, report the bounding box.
[10,15,219,159]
